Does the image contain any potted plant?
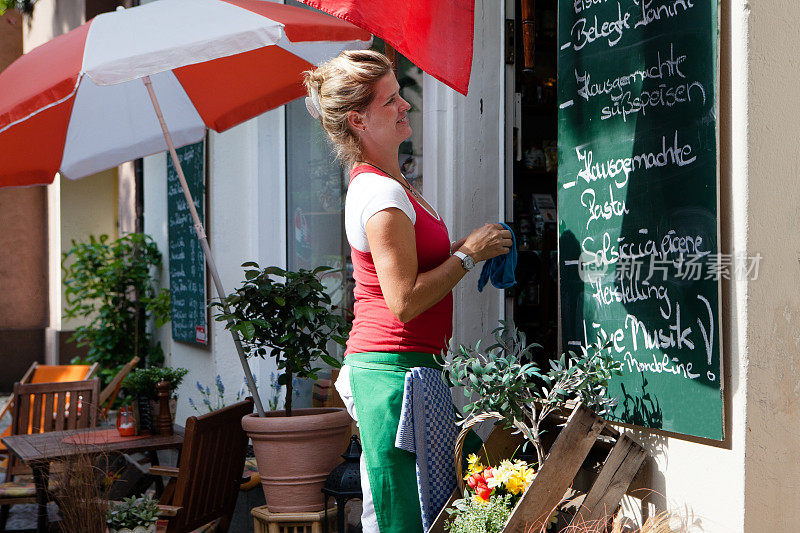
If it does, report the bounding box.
[62,233,171,386]
[439,321,622,532]
[215,263,352,513]
[105,496,159,533]
[122,366,188,434]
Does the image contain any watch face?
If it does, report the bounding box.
[463,255,475,270]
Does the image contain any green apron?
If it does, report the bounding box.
[347,351,484,533]
[347,352,441,533]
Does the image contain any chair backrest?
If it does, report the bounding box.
[0,363,97,427]
[8,379,101,476]
[29,363,97,384]
[166,398,254,533]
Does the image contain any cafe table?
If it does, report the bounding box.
[2,425,184,533]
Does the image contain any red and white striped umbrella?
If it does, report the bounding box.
[0,0,370,188]
[0,0,370,416]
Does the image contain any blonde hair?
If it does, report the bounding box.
[303,50,393,164]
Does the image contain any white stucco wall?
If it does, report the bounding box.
[59,170,120,331]
[742,0,800,529]
[145,111,283,424]
[424,0,506,349]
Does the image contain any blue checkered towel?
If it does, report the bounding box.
[395,367,458,532]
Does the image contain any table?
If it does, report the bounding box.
[2,425,184,533]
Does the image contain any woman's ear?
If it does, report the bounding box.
[347,110,365,133]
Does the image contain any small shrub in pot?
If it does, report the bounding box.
[214,263,353,513]
[214,263,350,416]
[105,496,159,533]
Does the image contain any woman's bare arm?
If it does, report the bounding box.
[366,209,512,323]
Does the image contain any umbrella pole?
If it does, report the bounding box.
[142,76,266,417]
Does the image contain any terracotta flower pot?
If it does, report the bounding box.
[242,407,352,513]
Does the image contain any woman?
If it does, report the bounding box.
[303,50,512,533]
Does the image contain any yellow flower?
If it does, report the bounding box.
[518,466,536,486]
[464,453,485,479]
[472,494,490,505]
[505,475,526,495]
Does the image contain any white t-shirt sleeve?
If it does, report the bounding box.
[345,173,416,252]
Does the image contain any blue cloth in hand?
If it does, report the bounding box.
[477,222,517,292]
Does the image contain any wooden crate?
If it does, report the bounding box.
[252,505,337,533]
[430,403,648,532]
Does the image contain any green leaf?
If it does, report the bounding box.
[320,353,342,368]
[240,322,256,340]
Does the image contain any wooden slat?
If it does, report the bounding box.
[571,435,647,526]
[13,380,87,394]
[54,393,66,431]
[149,465,180,477]
[31,392,43,433]
[85,362,99,379]
[43,392,55,434]
[67,390,78,429]
[504,403,605,532]
[88,378,100,428]
[100,356,139,406]
[17,391,31,437]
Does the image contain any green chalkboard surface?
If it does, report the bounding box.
[557,1,721,439]
[167,141,208,345]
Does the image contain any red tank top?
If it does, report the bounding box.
[345,164,454,356]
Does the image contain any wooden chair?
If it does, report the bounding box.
[0,379,101,530]
[0,357,138,463]
[0,362,98,430]
[149,398,254,533]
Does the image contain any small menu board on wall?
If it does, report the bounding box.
[557,2,722,438]
[167,141,208,345]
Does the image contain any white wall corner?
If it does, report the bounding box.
[424,0,505,351]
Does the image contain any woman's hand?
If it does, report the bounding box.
[460,223,513,262]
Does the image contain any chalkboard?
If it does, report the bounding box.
[167,141,208,345]
[557,1,722,439]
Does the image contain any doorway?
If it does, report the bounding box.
[508,0,560,362]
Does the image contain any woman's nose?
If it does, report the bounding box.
[399,97,411,112]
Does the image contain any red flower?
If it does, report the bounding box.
[476,484,492,500]
[467,476,478,489]
[484,467,493,479]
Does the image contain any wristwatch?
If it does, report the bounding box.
[453,250,475,271]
